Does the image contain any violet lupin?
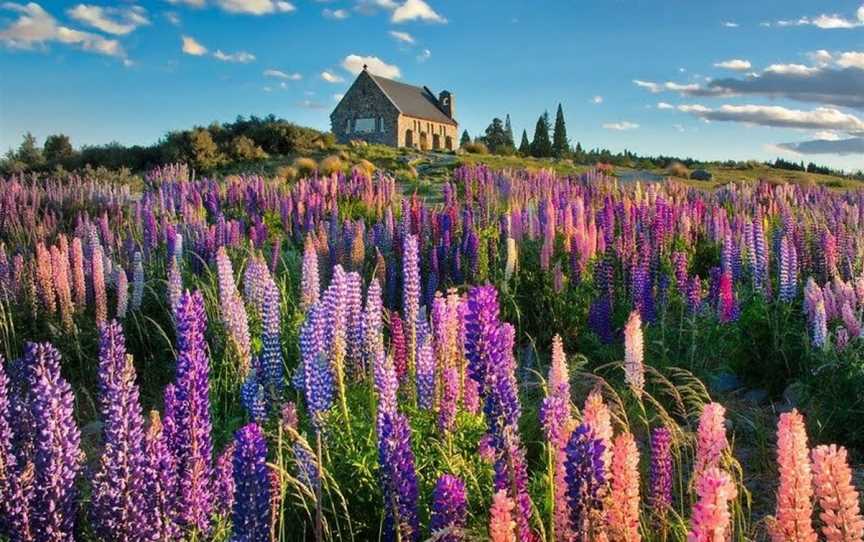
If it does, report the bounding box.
[649,426,674,517]
[214,443,236,517]
[261,275,285,402]
[377,410,420,542]
[564,424,606,540]
[303,304,335,430]
[173,291,214,534]
[91,321,149,541]
[144,411,180,541]
[0,354,27,540]
[230,423,271,542]
[115,267,129,319]
[403,233,420,399]
[167,256,182,313]
[27,342,83,541]
[131,251,144,311]
[416,314,435,410]
[430,474,468,542]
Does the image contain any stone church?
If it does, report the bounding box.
[330,66,459,150]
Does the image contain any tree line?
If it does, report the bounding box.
[1,115,329,175]
[462,105,864,179]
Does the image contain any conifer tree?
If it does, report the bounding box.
[519,130,531,155]
[504,114,515,148]
[460,130,471,147]
[552,104,569,157]
[530,112,552,158]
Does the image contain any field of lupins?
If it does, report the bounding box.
[0,163,863,541]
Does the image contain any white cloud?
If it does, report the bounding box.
[333,93,344,101]
[164,11,181,25]
[391,0,445,23]
[67,4,149,35]
[771,4,864,29]
[676,104,864,133]
[808,49,833,66]
[836,51,864,69]
[633,79,662,93]
[297,99,327,109]
[765,63,820,76]
[657,102,674,109]
[321,70,345,83]
[342,54,400,78]
[215,0,295,15]
[602,121,639,131]
[591,96,603,104]
[721,21,739,28]
[354,0,399,15]
[181,35,207,55]
[416,48,430,62]
[214,49,255,62]
[389,30,414,43]
[812,130,842,141]
[633,79,702,94]
[0,2,125,58]
[714,59,751,71]
[167,0,205,7]
[264,69,301,80]
[323,8,349,19]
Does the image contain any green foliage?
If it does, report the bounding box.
[459,130,471,147]
[480,117,516,155]
[530,111,553,158]
[552,103,569,157]
[229,135,268,162]
[44,134,75,163]
[518,129,531,155]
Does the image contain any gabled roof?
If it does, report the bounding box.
[368,73,457,126]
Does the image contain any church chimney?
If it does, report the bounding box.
[438,90,455,119]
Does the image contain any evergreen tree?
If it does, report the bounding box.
[44,134,74,163]
[460,130,471,147]
[552,103,569,157]
[518,130,531,155]
[504,114,515,148]
[481,118,515,155]
[530,112,552,158]
[16,132,44,168]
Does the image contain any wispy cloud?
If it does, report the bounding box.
[264,69,301,80]
[0,2,126,58]
[215,0,295,14]
[164,11,181,25]
[342,54,400,78]
[591,96,603,104]
[181,35,207,55]
[778,137,864,155]
[297,99,327,109]
[721,21,739,28]
[770,4,864,29]
[321,70,345,83]
[67,4,150,35]
[389,30,414,43]
[214,49,255,62]
[416,48,431,62]
[323,8,349,19]
[676,104,864,132]
[657,102,674,109]
[603,121,639,131]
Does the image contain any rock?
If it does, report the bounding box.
[743,388,769,404]
[690,169,713,181]
[710,372,743,393]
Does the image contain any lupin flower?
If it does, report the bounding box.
[687,467,737,542]
[215,443,236,517]
[92,242,108,324]
[70,237,86,307]
[811,298,828,349]
[173,291,214,534]
[115,267,129,318]
[649,427,674,515]
[430,474,468,542]
[144,411,179,541]
[504,237,518,281]
[168,256,182,313]
[403,234,420,386]
[240,369,268,424]
[564,424,607,540]
[26,342,83,540]
[623,310,645,398]
[131,251,144,311]
[582,389,614,471]
[608,432,641,542]
[438,365,458,433]
[91,321,149,540]
[230,423,271,542]
[766,409,816,542]
[377,411,420,542]
[693,402,728,486]
[0,354,27,539]
[811,445,864,542]
[416,317,435,410]
[489,489,517,542]
[717,270,739,323]
[215,247,252,374]
[301,234,320,311]
[779,235,798,303]
[261,275,285,400]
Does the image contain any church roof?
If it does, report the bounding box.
[368,73,457,126]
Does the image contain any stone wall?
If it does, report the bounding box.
[330,71,400,146]
[397,116,460,150]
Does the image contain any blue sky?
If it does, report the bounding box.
[1,0,863,170]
